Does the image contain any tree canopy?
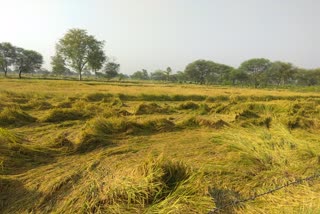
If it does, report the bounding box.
[54,28,105,80]
[104,61,120,79]
[0,42,16,77]
[239,58,272,87]
[15,48,43,79]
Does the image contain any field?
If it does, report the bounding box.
[0,78,320,213]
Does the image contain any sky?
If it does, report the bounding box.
[0,0,320,74]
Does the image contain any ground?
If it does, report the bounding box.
[0,78,320,213]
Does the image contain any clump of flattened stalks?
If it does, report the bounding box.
[0,107,36,127]
[83,156,214,213]
[178,116,229,129]
[41,108,88,123]
[85,93,114,102]
[135,103,172,115]
[178,102,199,110]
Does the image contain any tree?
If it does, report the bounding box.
[87,48,106,75]
[230,69,249,85]
[239,58,271,87]
[165,67,172,81]
[268,61,297,85]
[131,69,149,80]
[118,73,129,81]
[173,71,188,82]
[296,68,320,86]
[184,60,215,84]
[55,28,105,80]
[0,42,16,77]
[15,48,43,79]
[206,63,234,84]
[51,54,68,75]
[104,62,120,79]
[151,70,167,81]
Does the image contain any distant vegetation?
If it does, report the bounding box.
[1,28,320,87]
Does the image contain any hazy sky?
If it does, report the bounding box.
[0,0,320,74]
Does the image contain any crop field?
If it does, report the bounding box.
[1,78,320,213]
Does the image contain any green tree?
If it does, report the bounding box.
[51,54,68,75]
[0,42,16,77]
[104,62,120,79]
[268,61,297,85]
[184,60,214,84]
[151,70,167,81]
[87,48,106,76]
[165,67,172,81]
[296,68,320,86]
[131,69,149,80]
[206,63,234,84]
[239,58,271,87]
[55,28,105,80]
[15,48,43,79]
[230,69,249,85]
[118,73,129,81]
[173,71,188,82]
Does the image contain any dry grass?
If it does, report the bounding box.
[0,78,320,213]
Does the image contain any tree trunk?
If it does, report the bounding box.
[4,70,7,77]
[79,71,82,81]
[19,70,22,79]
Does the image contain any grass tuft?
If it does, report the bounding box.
[0,107,36,127]
[42,108,88,123]
[135,103,171,115]
[86,93,114,102]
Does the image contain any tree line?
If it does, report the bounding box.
[1,28,320,87]
[131,59,320,87]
